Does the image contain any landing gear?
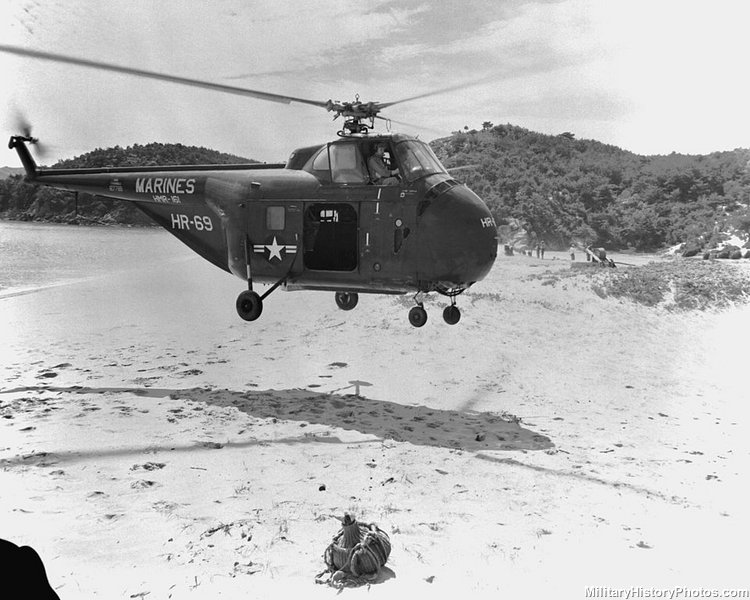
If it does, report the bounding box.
[443,304,461,325]
[236,290,263,321]
[407,292,428,328]
[406,288,465,327]
[335,291,359,311]
[408,305,428,328]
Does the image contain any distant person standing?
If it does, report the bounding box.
[540,240,545,259]
[569,244,576,261]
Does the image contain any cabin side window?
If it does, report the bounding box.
[311,147,330,171]
[266,206,285,230]
[301,145,333,184]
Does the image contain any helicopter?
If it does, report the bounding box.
[2,45,498,327]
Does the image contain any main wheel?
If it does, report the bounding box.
[443,305,461,325]
[335,291,359,311]
[408,306,428,328]
[236,290,263,321]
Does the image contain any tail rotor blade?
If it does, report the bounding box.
[12,110,49,158]
[13,110,34,139]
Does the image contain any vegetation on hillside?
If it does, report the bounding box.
[432,124,750,251]
[0,143,254,225]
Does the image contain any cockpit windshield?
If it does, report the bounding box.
[392,140,447,183]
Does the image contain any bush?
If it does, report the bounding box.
[593,261,750,310]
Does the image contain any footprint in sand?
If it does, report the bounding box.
[102,513,124,521]
[113,406,135,416]
[181,369,204,376]
[199,441,224,449]
[130,462,166,472]
[152,500,180,513]
[131,480,159,489]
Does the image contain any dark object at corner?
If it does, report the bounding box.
[0,538,60,600]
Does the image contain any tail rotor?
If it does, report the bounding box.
[12,111,48,158]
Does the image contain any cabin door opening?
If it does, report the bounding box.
[303,203,358,271]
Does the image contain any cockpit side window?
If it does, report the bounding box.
[330,143,368,185]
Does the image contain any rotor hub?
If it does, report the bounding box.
[327,95,383,137]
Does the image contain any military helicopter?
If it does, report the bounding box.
[2,45,498,327]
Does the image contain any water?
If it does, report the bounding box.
[0,221,189,298]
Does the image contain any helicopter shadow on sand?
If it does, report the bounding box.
[2,384,552,454]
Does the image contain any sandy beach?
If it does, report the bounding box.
[1,230,748,598]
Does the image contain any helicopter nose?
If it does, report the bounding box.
[417,184,497,288]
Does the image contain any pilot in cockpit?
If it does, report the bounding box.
[367,142,400,185]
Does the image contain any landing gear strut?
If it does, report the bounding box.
[335,291,359,311]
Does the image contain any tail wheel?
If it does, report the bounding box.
[408,306,428,328]
[236,290,263,321]
[335,291,359,311]
[443,305,461,325]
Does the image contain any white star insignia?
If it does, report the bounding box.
[266,236,284,261]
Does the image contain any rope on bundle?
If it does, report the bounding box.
[315,513,391,588]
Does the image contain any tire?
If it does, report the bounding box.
[335,292,359,311]
[442,305,461,325]
[236,290,263,321]
[408,306,428,328]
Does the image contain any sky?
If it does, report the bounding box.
[1,0,749,166]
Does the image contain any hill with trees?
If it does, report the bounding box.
[2,130,750,252]
[433,124,750,251]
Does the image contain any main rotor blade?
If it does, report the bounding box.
[374,115,446,136]
[0,44,329,110]
[378,76,497,110]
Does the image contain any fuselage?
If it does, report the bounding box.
[10,133,498,297]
